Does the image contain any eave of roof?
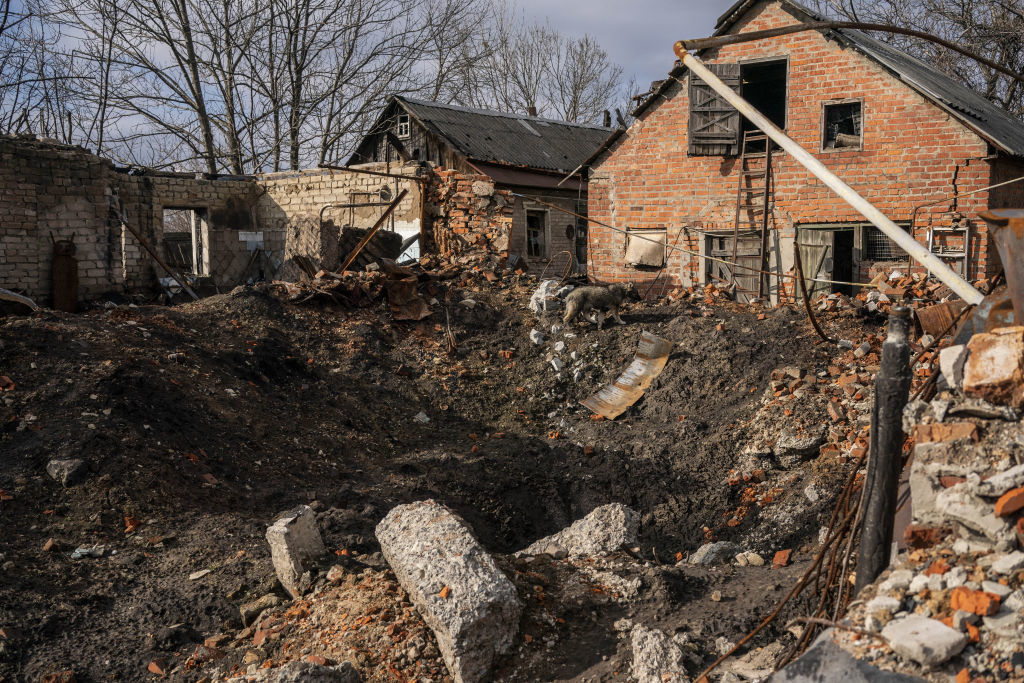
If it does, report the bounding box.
[586,0,1024,168]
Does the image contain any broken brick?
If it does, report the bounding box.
[949,586,1001,616]
[924,558,951,575]
[904,525,949,549]
[826,401,846,423]
[912,422,979,444]
[939,476,967,489]
[994,486,1024,517]
[772,549,791,568]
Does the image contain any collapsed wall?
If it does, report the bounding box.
[259,164,423,279]
[0,136,426,304]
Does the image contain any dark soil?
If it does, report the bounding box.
[0,280,861,681]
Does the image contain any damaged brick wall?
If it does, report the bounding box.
[259,165,422,278]
[0,136,262,302]
[426,169,513,261]
[587,0,1009,298]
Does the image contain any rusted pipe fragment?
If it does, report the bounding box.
[980,209,1024,322]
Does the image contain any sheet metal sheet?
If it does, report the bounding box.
[580,331,674,420]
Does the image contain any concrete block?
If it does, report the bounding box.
[46,458,87,487]
[767,633,921,682]
[938,344,968,390]
[627,623,688,682]
[376,500,521,683]
[265,505,326,598]
[934,487,1016,550]
[689,541,741,565]
[519,503,639,558]
[963,326,1024,408]
[881,615,966,666]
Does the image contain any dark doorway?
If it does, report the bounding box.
[740,59,787,135]
[832,230,854,295]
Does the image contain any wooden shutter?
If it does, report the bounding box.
[688,63,741,156]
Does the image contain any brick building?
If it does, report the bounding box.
[585,0,1024,301]
[350,96,612,272]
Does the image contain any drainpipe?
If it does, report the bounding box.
[673,48,984,306]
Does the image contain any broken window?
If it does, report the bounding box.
[823,100,862,150]
[396,113,410,139]
[162,208,209,276]
[863,226,903,261]
[526,209,546,258]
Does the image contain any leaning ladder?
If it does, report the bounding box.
[731,130,773,298]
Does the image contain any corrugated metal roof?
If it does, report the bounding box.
[395,96,612,174]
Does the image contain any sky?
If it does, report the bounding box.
[515,0,727,88]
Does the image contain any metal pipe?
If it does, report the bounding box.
[318,163,424,183]
[674,51,984,305]
[856,307,912,594]
[675,22,1024,86]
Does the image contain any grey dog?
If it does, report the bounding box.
[562,283,637,329]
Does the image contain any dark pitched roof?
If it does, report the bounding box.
[393,96,612,174]
[588,0,1024,165]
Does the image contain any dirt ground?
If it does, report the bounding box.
[0,276,877,681]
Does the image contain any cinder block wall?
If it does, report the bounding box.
[0,136,262,301]
[258,164,423,277]
[0,139,427,303]
[588,0,1004,299]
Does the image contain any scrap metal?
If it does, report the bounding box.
[580,331,673,420]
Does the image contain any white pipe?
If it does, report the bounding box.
[679,51,984,305]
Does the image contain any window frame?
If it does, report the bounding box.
[820,98,864,152]
[396,113,411,139]
[525,208,547,258]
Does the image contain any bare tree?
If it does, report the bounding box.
[545,34,623,124]
[806,0,1024,118]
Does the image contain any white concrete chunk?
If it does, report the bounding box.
[991,551,1024,575]
[938,344,968,390]
[881,615,967,666]
[934,487,1016,549]
[266,505,326,599]
[628,623,688,683]
[974,464,1024,498]
[519,503,639,558]
[376,500,521,683]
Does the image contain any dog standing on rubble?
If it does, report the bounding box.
[562,283,638,330]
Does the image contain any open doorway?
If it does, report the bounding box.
[163,208,209,276]
[740,59,787,145]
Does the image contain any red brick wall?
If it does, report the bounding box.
[588,0,1008,297]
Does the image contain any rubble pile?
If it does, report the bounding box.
[426,170,514,262]
[830,324,1024,680]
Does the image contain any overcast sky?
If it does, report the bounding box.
[515,0,726,87]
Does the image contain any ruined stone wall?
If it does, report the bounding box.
[588,0,1002,299]
[0,136,261,302]
[426,169,513,261]
[258,164,423,277]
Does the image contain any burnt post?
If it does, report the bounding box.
[856,306,912,594]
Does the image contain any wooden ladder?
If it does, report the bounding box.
[730,130,773,298]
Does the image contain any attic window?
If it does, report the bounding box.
[396,114,410,139]
[823,100,862,150]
